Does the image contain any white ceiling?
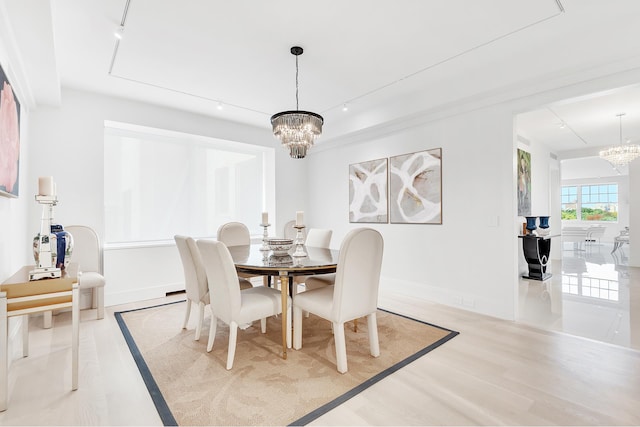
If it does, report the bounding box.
[4,0,640,149]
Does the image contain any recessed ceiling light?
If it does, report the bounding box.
[114,25,124,39]
[342,104,349,112]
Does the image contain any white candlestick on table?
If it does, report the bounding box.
[296,211,304,226]
[262,212,268,225]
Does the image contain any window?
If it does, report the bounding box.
[561,186,577,220]
[581,184,618,221]
[561,184,618,222]
[104,122,275,244]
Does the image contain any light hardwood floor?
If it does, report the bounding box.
[1,284,639,425]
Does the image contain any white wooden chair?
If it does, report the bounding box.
[65,225,106,319]
[561,226,588,251]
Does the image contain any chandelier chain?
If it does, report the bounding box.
[295,54,299,110]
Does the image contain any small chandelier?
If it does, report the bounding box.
[271,46,323,159]
[599,113,640,167]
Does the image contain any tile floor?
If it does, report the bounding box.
[517,241,639,350]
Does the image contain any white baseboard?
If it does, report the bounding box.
[379,276,515,321]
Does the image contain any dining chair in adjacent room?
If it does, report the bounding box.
[217,221,261,285]
[293,228,384,373]
[174,235,211,341]
[65,225,106,319]
[196,239,291,370]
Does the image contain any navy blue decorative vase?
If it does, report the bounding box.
[525,216,538,233]
[538,216,550,229]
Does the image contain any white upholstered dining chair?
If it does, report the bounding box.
[197,239,291,370]
[64,225,106,319]
[217,222,251,247]
[174,235,210,341]
[293,228,384,373]
[217,221,260,284]
[293,228,334,290]
[283,220,298,240]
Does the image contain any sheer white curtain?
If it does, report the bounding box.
[104,122,274,244]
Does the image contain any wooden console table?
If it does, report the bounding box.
[0,264,79,411]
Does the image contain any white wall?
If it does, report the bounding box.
[28,88,308,305]
[629,159,640,266]
[514,133,561,274]
[307,106,519,320]
[22,60,640,319]
[306,66,640,320]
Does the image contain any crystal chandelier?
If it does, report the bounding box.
[271,46,323,159]
[599,113,640,167]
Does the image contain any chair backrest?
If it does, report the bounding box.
[217,222,251,247]
[587,225,606,238]
[197,239,241,325]
[283,220,298,240]
[174,235,208,303]
[65,225,102,274]
[305,228,332,248]
[332,228,384,322]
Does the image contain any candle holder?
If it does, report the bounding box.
[292,225,307,257]
[260,223,270,251]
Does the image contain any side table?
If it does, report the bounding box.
[0,263,79,411]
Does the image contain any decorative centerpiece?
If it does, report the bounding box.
[266,238,294,256]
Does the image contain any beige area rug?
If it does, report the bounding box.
[115,300,458,426]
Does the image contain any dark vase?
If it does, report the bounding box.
[525,216,538,232]
[538,216,550,229]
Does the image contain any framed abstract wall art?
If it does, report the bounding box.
[349,158,388,223]
[389,148,442,224]
[0,63,21,198]
[517,148,531,216]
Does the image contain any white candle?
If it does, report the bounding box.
[262,212,268,225]
[38,176,54,196]
[296,211,304,226]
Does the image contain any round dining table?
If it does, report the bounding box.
[227,244,339,359]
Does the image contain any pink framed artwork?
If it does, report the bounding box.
[0,63,21,198]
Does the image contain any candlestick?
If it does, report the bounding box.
[262,211,268,225]
[292,225,307,257]
[296,211,304,226]
[260,222,271,251]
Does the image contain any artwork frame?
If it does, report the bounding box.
[349,157,388,223]
[0,62,21,198]
[517,148,531,216]
[389,148,442,224]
